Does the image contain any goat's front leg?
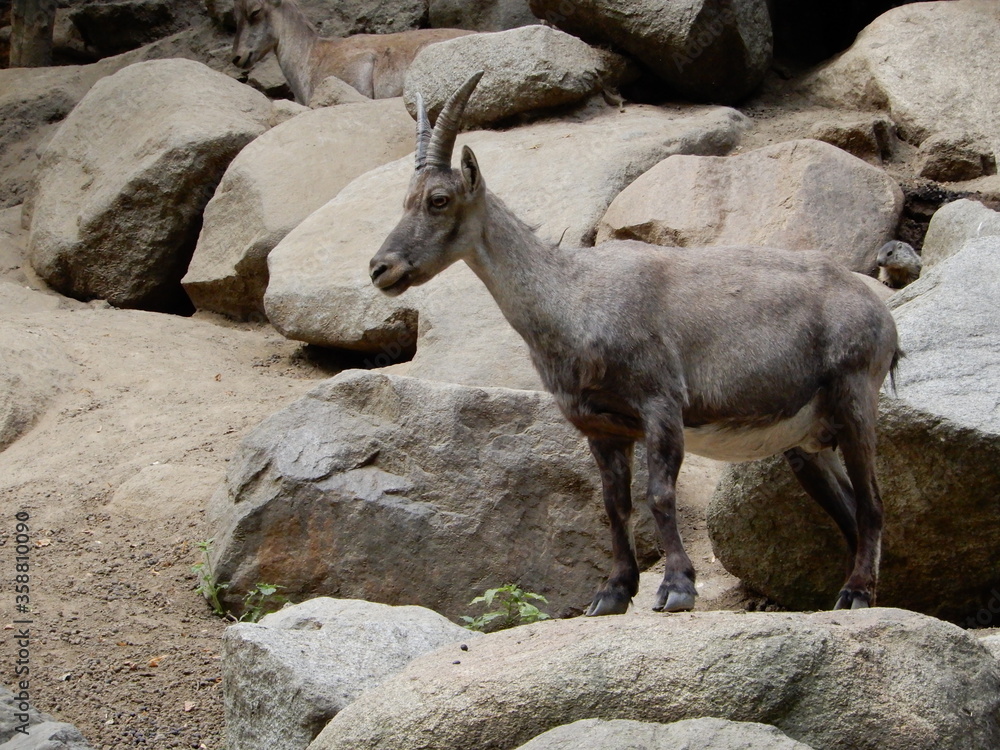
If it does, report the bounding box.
[586,437,638,616]
[646,408,696,612]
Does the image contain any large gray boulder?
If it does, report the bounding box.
[528,0,772,104]
[223,598,477,750]
[0,325,77,452]
[800,0,1000,156]
[515,718,815,750]
[0,23,244,211]
[264,104,748,389]
[403,26,633,127]
[183,99,415,320]
[596,138,903,272]
[708,236,1000,622]
[921,198,1000,271]
[27,59,272,313]
[308,608,1000,750]
[429,0,537,31]
[207,369,662,620]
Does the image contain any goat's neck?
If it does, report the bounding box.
[465,192,578,353]
[271,1,319,103]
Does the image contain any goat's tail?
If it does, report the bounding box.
[887,347,904,395]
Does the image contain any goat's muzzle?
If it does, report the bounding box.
[369,256,411,296]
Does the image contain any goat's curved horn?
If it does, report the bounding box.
[425,70,484,170]
[414,92,432,170]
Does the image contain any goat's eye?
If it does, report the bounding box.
[248,8,261,19]
[429,194,450,210]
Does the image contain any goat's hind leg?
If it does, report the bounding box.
[784,447,858,561]
[814,376,884,610]
[586,437,639,616]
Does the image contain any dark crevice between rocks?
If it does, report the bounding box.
[289,345,407,377]
[895,179,1000,253]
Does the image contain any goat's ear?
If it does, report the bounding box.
[460,146,481,193]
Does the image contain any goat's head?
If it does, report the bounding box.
[232,0,279,69]
[370,72,486,297]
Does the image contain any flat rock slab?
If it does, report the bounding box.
[708,237,1000,622]
[0,324,78,452]
[207,369,661,620]
[28,59,272,312]
[800,0,1000,155]
[404,25,633,127]
[223,598,476,750]
[597,138,903,272]
[308,608,1000,750]
[515,718,815,750]
[264,104,747,389]
[183,98,415,320]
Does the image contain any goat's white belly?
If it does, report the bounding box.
[683,399,823,462]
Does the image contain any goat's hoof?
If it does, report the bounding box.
[653,591,696,613]
[585,592,631,617]
[652,579,697,612]
[833,589,871,610]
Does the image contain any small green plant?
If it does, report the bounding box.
[240,582,288,623]
[192,539,287,623]
[461,583,551,632]
[192,538,229,618]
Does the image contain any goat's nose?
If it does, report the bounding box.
[370,261,389,284]
[232,54,243,66]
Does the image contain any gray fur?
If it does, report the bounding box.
[370,74,901,616]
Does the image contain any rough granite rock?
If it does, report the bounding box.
[708,237,1000,622]
[308,608,1000,750]
[207,370,662,620]
[921,198,1000,270]
[981,634,1000,661]
[528,0,772,104]
[27,59,272,313]
[596,139,902,272]
[223,598,477,750]
[918,131,997,183]
[799,0,1000,155]
[403,25,634,127]
[1,22,246,211]
[514,718,816,750]
[807,115,893,164]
